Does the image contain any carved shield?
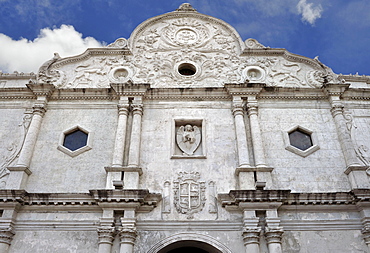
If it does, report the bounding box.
[174,172,205,219]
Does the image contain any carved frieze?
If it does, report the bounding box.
[173,171,206,219]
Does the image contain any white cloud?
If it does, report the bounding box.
[297,0,323,25]
[0,25,104,73]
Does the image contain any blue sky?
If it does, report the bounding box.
[0,0,369,75]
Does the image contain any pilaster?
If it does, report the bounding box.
[6,82,54,190]
[324,84,368,189]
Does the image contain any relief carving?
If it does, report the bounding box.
[173,171,206,219]
[176,124,201,156]
[0,111,33,188]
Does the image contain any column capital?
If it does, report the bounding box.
[118,226,137,245]
[32,104,47,117]
[97,226,115,245]
[0,228,15,245]
[242,227,261,245]
[362,225,370,246]
[246,101,258,117]
[330,103,344,118]
[118,103,130,115]
[232,104,245,117]
[265,227,284,244]
[131,104,143,115]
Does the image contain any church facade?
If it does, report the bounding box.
[1,3,370,253]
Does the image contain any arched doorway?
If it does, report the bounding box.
[147,233,233,253]
[157,240,221,253]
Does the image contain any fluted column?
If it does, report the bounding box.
[232,97,251,168]
[265,227,284,253]
[0,228,15,253]
[97,226,115,253]
[242,227,261,253]
[246,98,267,168]
[112,101,130,167]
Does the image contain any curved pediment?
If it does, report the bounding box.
[36,3,341,89]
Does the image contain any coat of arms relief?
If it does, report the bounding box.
[173,171,206,219]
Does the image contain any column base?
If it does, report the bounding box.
[5,166,32,189]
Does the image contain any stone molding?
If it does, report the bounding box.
[0,228,15,245]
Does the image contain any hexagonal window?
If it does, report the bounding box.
[289,129,313,151]
[63,129,88,151]
[284,126,320,157]
[58,126,92,157]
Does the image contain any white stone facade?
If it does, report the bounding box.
[1,3,370,252]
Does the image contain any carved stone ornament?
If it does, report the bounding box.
[109,67,133,83]
[176,124,201,155]
[242,66,265,82]
[245,38,267,49]
[107,38,128,48]
[173,171,206,219]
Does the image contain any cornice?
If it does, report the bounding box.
[241,48,323,70]
[339,74,370,84]
[0,87,35,100]
[50,48,132,70]
[0,72,36,80]
[218,190,370,208]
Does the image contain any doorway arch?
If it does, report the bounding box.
[147,233,233,253]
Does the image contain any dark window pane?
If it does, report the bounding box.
[167,247,209,253]
[289,130,313,151]
[63,129,88,151]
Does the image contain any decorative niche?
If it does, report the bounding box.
[283,125,320,157]
[109,67,133,83]
[242,66,265,82]
[171,118,206,159]
[57,125,92,157]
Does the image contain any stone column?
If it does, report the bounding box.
[105,99,130,189]
[97,209,115,253]
[246,98,267,168]
[362,226,370,252]
[125,98,143,189]
[97,226,115,253]
[16,104,46,168]
[242,227,261,253]
[232,96,251,168]
[0,228,15,253]
[265,208,283,253]
[241,208,261,253]
[330,100,367,188]
[128,102,143,168]
[112,100,130,168]
[119,209,137,253]
[6,104,46,189]
[265,227,284,253]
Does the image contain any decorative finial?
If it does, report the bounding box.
[176,3,197,12]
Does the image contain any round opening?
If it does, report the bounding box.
[178,63,196,76]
